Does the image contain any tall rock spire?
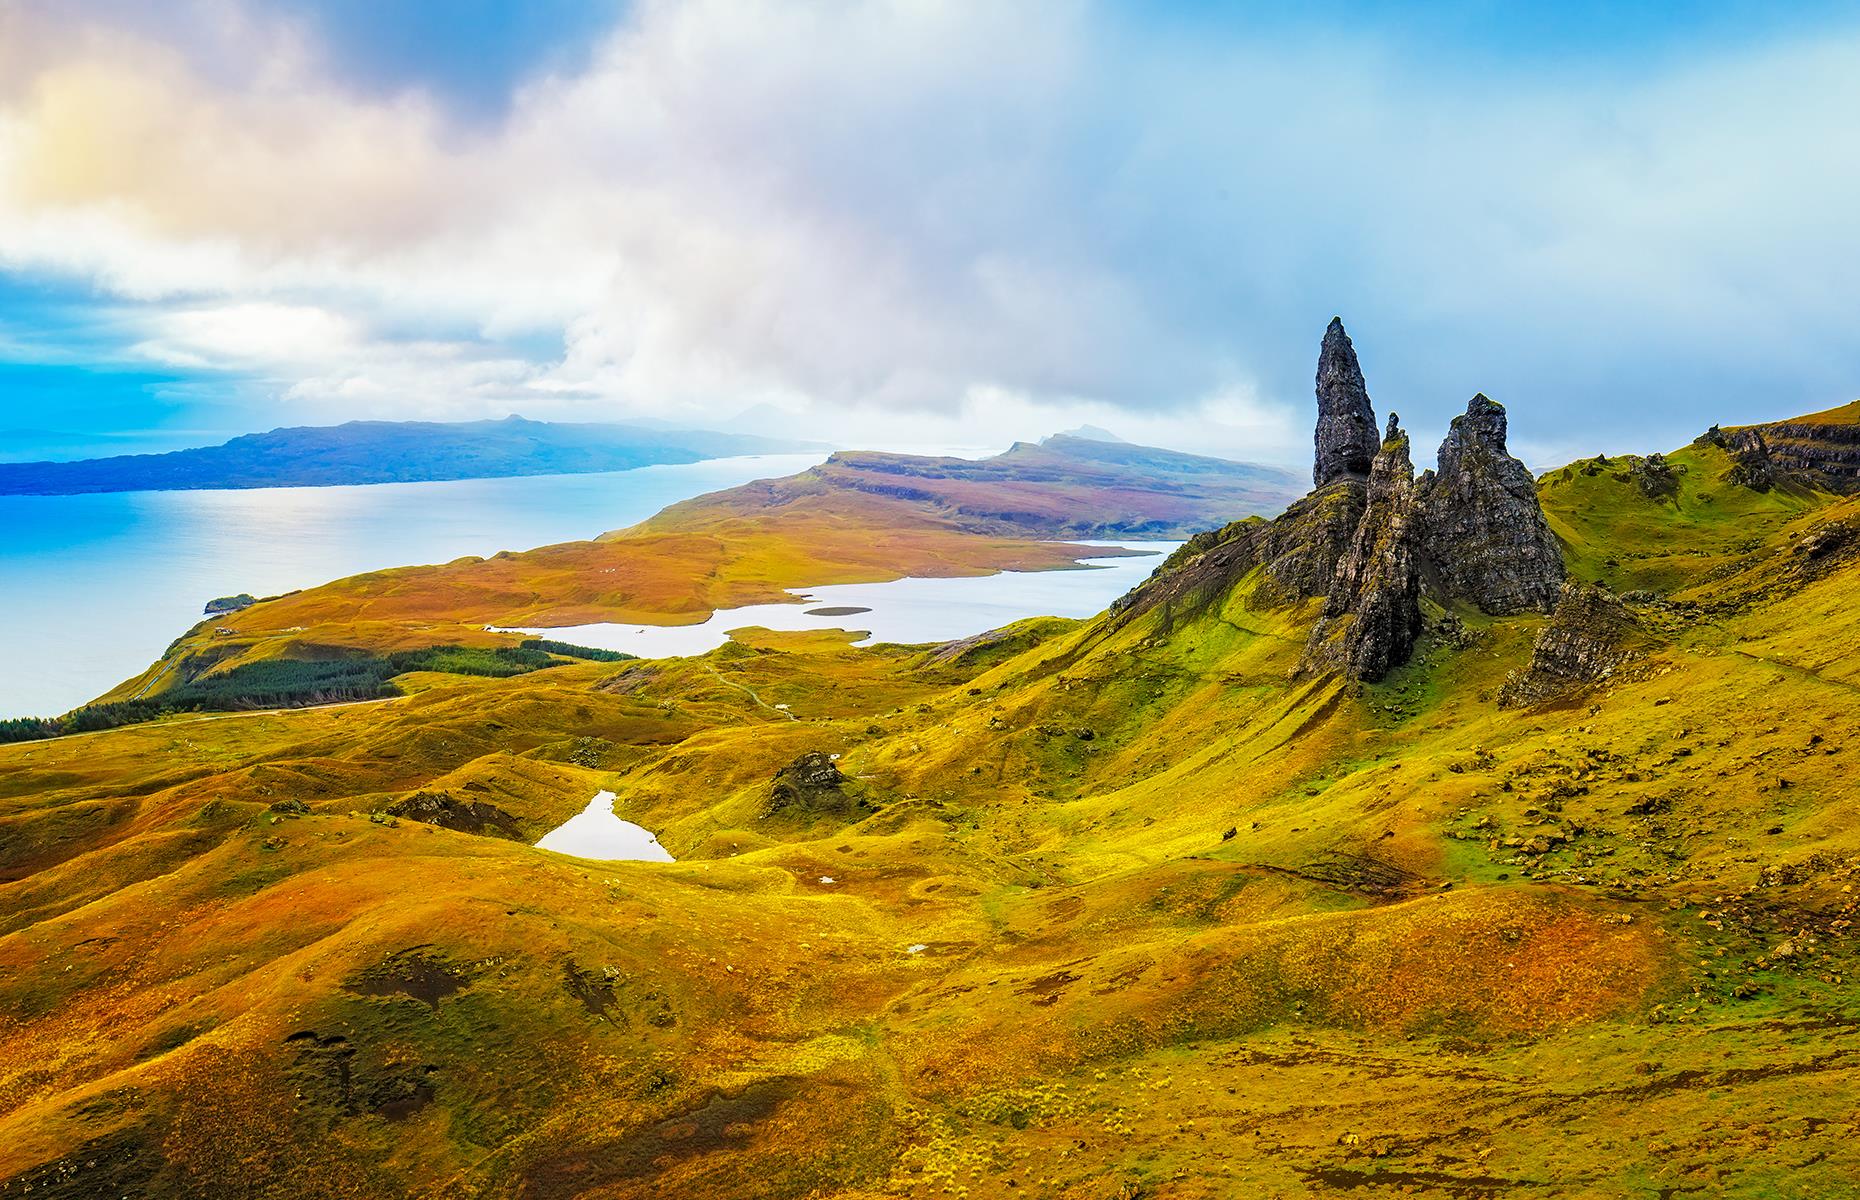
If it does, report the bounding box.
[1313,317,1380,488]
[1115,323,1566,684]
[1416,393,1565,614]
[1300,415,1422,682]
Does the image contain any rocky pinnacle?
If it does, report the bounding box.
[1417,393,1565,615]
[1313,318,1380,488]
[1301,417,1422,682]
[1118,322,1570,683]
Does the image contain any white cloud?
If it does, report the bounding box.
[1,0,1859,463]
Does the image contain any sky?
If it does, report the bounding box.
[3,1,1860,469]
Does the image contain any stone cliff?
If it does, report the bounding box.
[1743,401,1860,492]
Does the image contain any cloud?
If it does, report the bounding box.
[1,0,1859,464]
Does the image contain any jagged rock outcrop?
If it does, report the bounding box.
[1107,479,1365,630]
[1630,452,1679,499]
[1109,324,1388,629]
[769,751,866,817]
[1415,394,1564,614]
[1117,320,1567,683]
[1313,318,1380,487]
[1724,428,1777,491]
[1300,418,1422,682]
[383,791,528,840]
[1497,582,1646,707]
[1748,403,1860,492]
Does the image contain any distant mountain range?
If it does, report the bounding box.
[0,416,826,495]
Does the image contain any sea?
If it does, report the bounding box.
[0,455,1173,719]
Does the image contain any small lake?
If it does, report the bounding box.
[0,455,824,718]
[500,541,1179,657]
[535,791,674,862]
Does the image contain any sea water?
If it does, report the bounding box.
[0,455,823,717]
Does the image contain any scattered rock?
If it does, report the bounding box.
[1434,612,1480,649]
[1795,520,1855,562]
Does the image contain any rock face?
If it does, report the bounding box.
[1749,403,1860,492]
[1313,318,1381,487]
[1300,418,1422,681]
[1724,428,1777,491]
[1416,394,1565,615]
[1498,582,1644,707]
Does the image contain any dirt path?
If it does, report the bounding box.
[701,664,797,720]
[1730,648,1860,695]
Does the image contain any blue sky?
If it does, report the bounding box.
[3,0,1860,466]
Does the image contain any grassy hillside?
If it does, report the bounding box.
[3,426,1859,1196]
